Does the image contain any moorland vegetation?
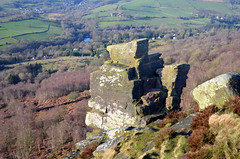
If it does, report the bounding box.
[0,0,240,158]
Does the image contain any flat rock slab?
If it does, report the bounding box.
[114,153,130,159]
[107,38,149,66]
[173,113,197,131]
[75,136,105,152]
[95,137,125,152]
[99,126,149,139]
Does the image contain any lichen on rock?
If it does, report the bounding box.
[192,72,240,110]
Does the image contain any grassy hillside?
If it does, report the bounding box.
[0,19,64,50]
[0,0,65,50]
[84,0,239,28]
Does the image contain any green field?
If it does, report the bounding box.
[0,19,64,49]
[0,0,19,14]
[189,1,235,14]
[84,0,238,28]
[0,0,62,12]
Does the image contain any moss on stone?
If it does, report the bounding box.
[119,129,158,158]
[86,128,104,139]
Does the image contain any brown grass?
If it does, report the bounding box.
[209,114,240,137]
[209,113,240,158]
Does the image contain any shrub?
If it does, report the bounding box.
[64,100,91,143]
[187,147,213,159]
[190,105,219,130]
[186,105,219,158]
[187,127,215,152]
[158,110,188,128]
[68,91,80,100]
[227,96,240,116]
[78,141,99,159]
[193,104,199,113]
[7,74,21,84]
[0,83,39,101]
[32,99,91,157]
[69,51,80,56]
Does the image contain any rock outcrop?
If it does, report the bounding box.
[85,39,190,130]
[192,72,240,110]
[156,64,190,110]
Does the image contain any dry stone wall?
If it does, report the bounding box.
[85,39,190,130]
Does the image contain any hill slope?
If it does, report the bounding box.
[84,0,240,27]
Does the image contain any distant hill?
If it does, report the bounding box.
[1,0,239,28]
[84,0,240,27]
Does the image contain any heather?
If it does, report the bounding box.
[186,97,240,159]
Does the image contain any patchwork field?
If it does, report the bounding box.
[0,19,64,50]
[0,0,239,50]
[84,0,238,28]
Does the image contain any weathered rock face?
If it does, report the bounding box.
[156,64,190,110]
[107,38,149,67]
[85,39,190,130]
[192,72,240,110]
